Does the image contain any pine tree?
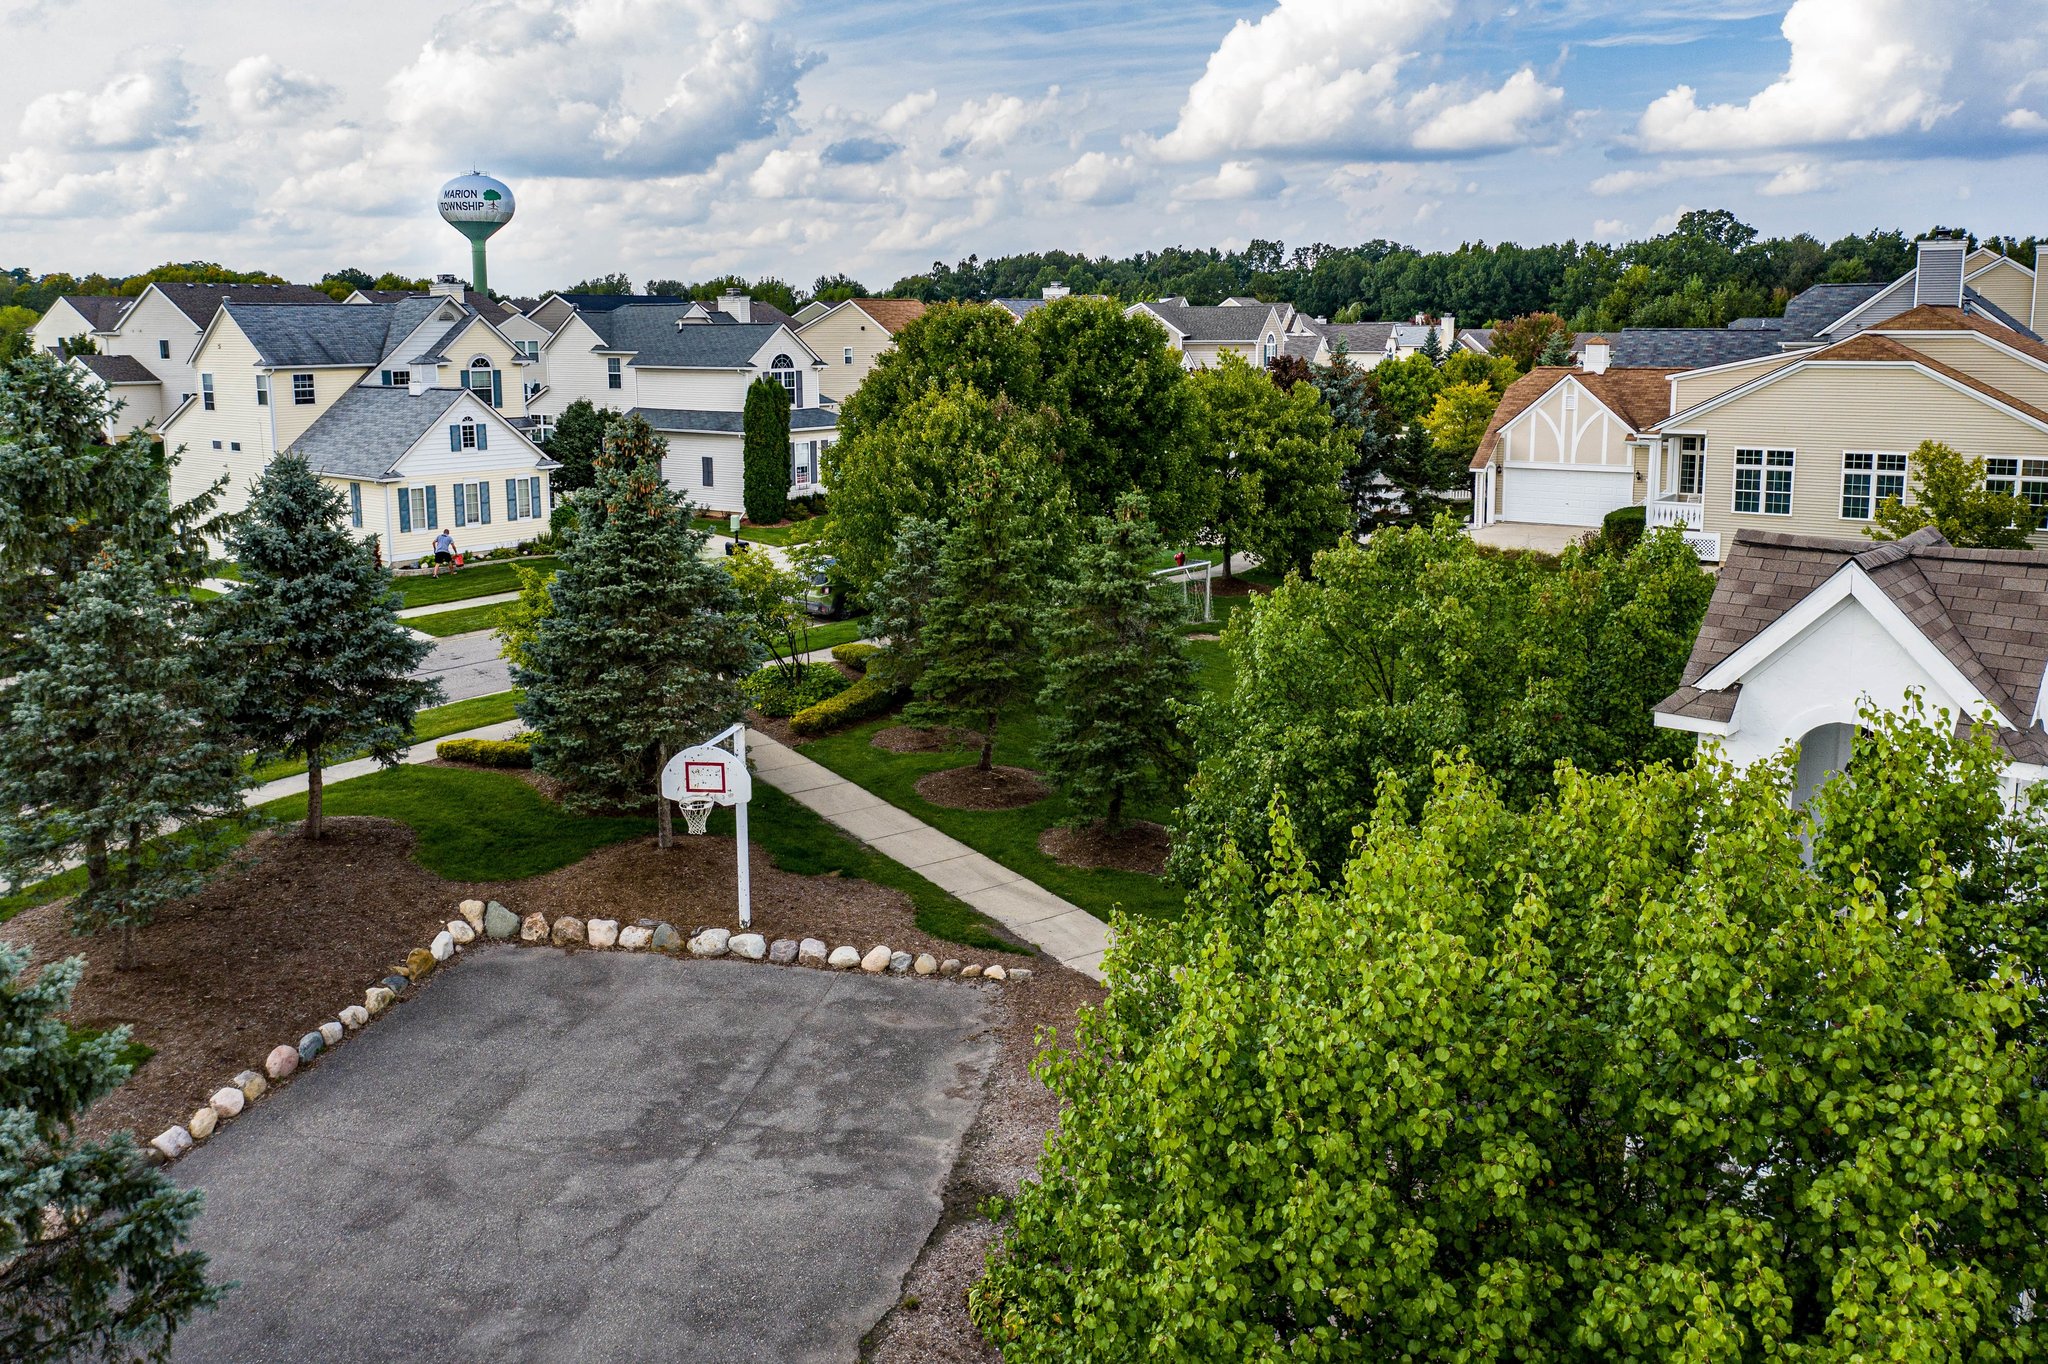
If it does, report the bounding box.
[213,456,437,841]
[861,517,946,685]
[742,376,791,525]
[1418,324,1446,364]
[0,946,222,1360]
[1536,327,1573,367]
[1037,497,1195,831]
[0,556,249,965]
[515,414,760,846]
[906,460,1049,772]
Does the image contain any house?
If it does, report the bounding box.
[29,295,132,355]
[530,296,835,513]
[796,297,926,402]
[1653,527,2048,805]
[1126,296,1305,369]
[68,353,164,436]
[347,277,552,371]
[160,282,553,559]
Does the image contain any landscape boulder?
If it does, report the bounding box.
[188,1107,218,1142]
[405,948,436,979]
[447,919,476,945]
[265,1045,300,1080]
[798,938,828,967]
[150,1126,194,1161]
[233,1070,268,1101]
[729,933,767,961]
[339,1005,370,1029]
[297,1032,325,1062]
[689,928,731,958]
[913,954,938,976]
[984,964,1008,981]
[520,912,550,943]
[961,964,983,979]
[651,923,682,950]
[318,1021,344,1047]
[939,959,962,977]
[769,939,799,965]
[888,951,913,974]
[587,918,620,949]
[485,902,521,939]
[1009,968,1033,982]
[551,916,586,947]
[209,1087,246,1119]
[618,925,653,950]
[458,899,486,931]
[827,945,861,970]
[860,946,893,974]
[430,930,455,961]
[364,986,396,1016]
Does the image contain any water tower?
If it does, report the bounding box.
[437,172,515,295]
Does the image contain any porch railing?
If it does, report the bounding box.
[1648,497,1704,531]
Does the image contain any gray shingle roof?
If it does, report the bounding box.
[1963,288,2042,341]
[286,387,473,479]
[58,295,134,331]
[1312,321,1397,358]
[1657,527,2048,763]
[74,353,158,384]
[153,281,337,326]
[1571,328,1787,368]
[228,302,408,368]
[1280,333,1324,360]
[1138,302,1276,343]
[633,406,840,434]
[587,307,800,368]
[1778,282,1888,339]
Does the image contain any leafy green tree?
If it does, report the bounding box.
[0,946,222,1360]
[1173,520,1711,880]
[1418,379,1498,463]
[807,273,870,303]
[1037,497,1194,831]
[833,303,1040,439]
[542,398,618,493]
[1868,439,2034,549]
[564,271,635,295]
[1368,350,1444,426]
[1021,299,1211,540]
[721,549,811,684]
[862,517,946,686]
[495,561,556,671]
[1489,311,1571,370]
[980,708,2048,1361]
[515,415,759,845]
[0,306,41,364]
[213,456,437,841]
[825,385,1066,589]
[905,460,1051,772]
[1187,353,1349,581]
[741,375,791,524]
[1440,348,1519,396]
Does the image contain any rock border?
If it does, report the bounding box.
[145,897,1032,1164]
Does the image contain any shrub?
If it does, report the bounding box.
[742,661,851,717]
[436,736,534,767]
[1600,503,1646,553]
[548,501,579,542]
[831,641,881,673]
[788,671,902,737]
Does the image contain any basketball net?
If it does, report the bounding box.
[679,798,715,836]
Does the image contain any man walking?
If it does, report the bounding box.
[432,527,458,577]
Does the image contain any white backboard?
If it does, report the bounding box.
[660,745,752,806]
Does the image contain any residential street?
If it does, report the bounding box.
[412,629,514,701]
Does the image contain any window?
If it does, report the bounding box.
[381,369,410,388]
[1734,447,1795,515]
[606,357,622,390]
[507,476,535,520]
[1987,457,2048,529]
[701,456,715,487]
[457,418,478,450]
[349,482,363,529]
[200,374,215,410]
[791,440,812,488]
[843,346,853,365]
[516,339,540,358]
[229,441,240,452]
[770,354,800,407]
[452,480,490,527]
[1261,333,1277,364]
[1678,436,1704,496]
[1562,384,1579,413]
[1841,451,1908,520]
[211,440,221,450]
[158,339,170,359]
[255,374,269,407]
[399,486,437,532]
[466,357,499,407]
[292,373,315,405]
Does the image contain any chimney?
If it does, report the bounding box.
[2034,244,2045,334]
[429,274,466,299]
[719,288,751,323]
[1439,313,1456,353]
[408,370,427,395]
[1581,336,1610,375]
[1042,282,1070,301]
[1913,235,1966,309]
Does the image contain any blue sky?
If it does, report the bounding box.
[1,0,2043,294]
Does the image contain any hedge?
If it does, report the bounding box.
[1601,504,1647,552]
[436,736,534,767]
[831,641,882,673]
[788,672,901,738]
[742,661,852,717]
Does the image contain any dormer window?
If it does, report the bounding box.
[465,356,500,407]
[771,354,800,406]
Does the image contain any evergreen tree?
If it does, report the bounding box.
[1536,327,1573,367]
[1037,497,1195,831]
[541,399,617,493]
[862,517,946,686]
[0,555,249,965]
[1417,323,1446,363]
[0,945,222,1360]
[213,456,437,841]
[515,414,759,846]
[906,460,1049,772]
[741,375,791,524]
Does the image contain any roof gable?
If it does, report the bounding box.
[289,387,545,480]
[1474,364,1678,467]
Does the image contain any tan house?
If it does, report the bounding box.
[87,281,339,434]
[796,297,926,403]
[1125,297,1305,369]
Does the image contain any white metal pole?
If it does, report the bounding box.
[732,727,751,930]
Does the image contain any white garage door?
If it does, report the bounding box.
[1503,467,1634,527]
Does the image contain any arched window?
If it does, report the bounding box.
[466,355,500,408]
[770,354,800,406]
[1262,333,1277,364]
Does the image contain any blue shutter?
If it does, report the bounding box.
[380,370,391,386]
[479,481,491,524]
[454,484,467,527]
[490,371,502,408]
[531,476,542,516]
[476,422,488,451]
[506,478,519,521]
[398,488,412,533]
[448,424,461,451]
[425,485,438,528]
[350,482,363,528]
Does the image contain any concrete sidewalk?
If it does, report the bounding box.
[397,590,519,619]
[745,731,1110,981]
[246,719,525,806]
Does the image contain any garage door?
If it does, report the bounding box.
[1503,467,1634,527]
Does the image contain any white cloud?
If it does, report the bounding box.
[1758,162,1827,196]
[1152,0,1562,161]
[1591,217,1628,238]
[876,89,937,135]
[1045,151,1138,206]
[224,56,336,124]
[1171,160,1285,204]
[940,88,1061,156]
[1635,0,2048,152]
[2005,108,2048,132]
[19,56,194,151]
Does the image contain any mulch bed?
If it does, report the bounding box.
[915,765,1049,811]
[1210,576,1273,598]
[866,959,1105,1364]
[1039,820,1171,875]
[6,814,1029,1146]
[872,725,983,755]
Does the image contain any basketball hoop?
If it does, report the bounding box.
[679,798,715,836]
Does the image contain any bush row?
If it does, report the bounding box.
[436,736,534,767]
[831,641,881,673]
[742,661,852,717]
[789,671,901,738]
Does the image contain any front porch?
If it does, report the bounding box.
[1645,495,1722,561]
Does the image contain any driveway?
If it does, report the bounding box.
[171,950,996,1363]
[412,628,514,701]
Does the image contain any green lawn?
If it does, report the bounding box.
[391,556,558,609]
[692,516,821,547]
[408,600,514,638]
[249,691,524,784]
[795,617,869,655]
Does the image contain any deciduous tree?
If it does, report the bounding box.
[214,456,437,842]
[1187,353,1349,581]
[1490,311,1572,370]
[542,398,618,494]
[1868,439,2034,549]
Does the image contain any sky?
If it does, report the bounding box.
[3,0,2045,295]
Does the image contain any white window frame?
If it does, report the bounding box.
[1262,333,1277,364]
[200,373,214,411]
[770,354,800,407]
[1733,446,1795,516]
[1841,451,1908,521]
[606,357,622,390]
[1677,436,1704,496]
[158,339,170,359]
[843,346,853,365]
[459,417,479,450]
[255,374,270,407]
[407,486,428,530]
[291,372,316,405]
[1987,457,2048,529]
[701,455,714,488]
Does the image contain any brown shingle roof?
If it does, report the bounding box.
[1657,527,2048,763]
[1471,365,1679,469]
[847,297,927,334]
[1872,304,2048,366]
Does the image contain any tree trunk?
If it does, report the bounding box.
[84,830,108,901]
[656,741,673,850]
[118,923,137,971]
[980,712,996,773]
[306,750,324,841]
[1222,532,1235,582]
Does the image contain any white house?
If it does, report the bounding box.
[89,281,339,432]
[29,295,131,356]
[1654,527,2048,805]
